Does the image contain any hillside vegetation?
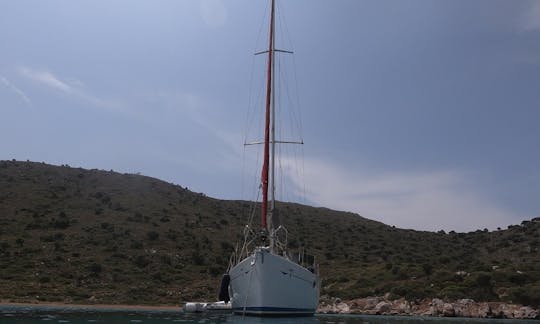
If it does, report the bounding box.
[0,160,539,307]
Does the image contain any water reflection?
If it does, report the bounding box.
[0,305,537,324]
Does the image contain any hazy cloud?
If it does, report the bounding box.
[200,0,228,28]
[150,90,241,159]
[0,75,31,105]
[518,1,540,31]
[283,157,516,232]
[18,66,121,110]
[19,67,73,93]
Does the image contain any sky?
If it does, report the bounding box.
[1,0,539,232]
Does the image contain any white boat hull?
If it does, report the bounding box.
[228,248,320,316]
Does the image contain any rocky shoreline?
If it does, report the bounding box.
[317,296,539,319]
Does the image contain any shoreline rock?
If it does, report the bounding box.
[317,296,539,319]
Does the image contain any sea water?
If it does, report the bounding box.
[0,305,537,324]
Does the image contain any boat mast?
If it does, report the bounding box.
[270,0,277,250]
[260,0,275,235]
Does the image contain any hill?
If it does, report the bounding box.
[0,160,539,307]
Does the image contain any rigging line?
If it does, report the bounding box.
[243,143,260,226]
[245,64,266,202]
[276,62,284,204]
[243,76,262,206]
[278,3,303,140]
[244,0,270,145]
[276,0,284,51]
[292,150,298,203]
[291,54,304,139]
[279,142,287,203]
[286,64,300,200]
[242,104,261,208]
[273,49,299,143]
[280,64,302,205]
[279,0,304,140]
[279,0,295,53]
[276,0,303,144]
[276,51,298,205]
[244,53,255,145]
[244,65,264,205]
[294,139,301,203]
[251,143,262,204]
[245,56,267,145]
[247,185,261,229]
[276,57,297,205]
[244,52,258,144]
[281,62,299,142]
[301,143,306,204]
[280,66,290,204]
[276,56,283,203]
[242,188,261,259]
[244,137,260,209]
[278,4,293,142]
[277,55,288,136]
[242,203,258,258]
[246,74,266,144]
[248,134,261,215]
[241,138,246,211]
[280,60,302,142]
[252,0,270,62]
[281,51,305,206]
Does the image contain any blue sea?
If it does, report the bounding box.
[0,305,537,324]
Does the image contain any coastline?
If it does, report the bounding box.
[0,301,181,312]
[2,298,538,319]
[318,296,539,319]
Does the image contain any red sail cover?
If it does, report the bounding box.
[261,0,275,230]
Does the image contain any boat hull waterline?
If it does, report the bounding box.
[228,248,320,316]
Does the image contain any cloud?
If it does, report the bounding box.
[518,1,540,31]
[0,75,31,105]
[18,66,121,110]
[282,157,516,233]
[200,0,227,28]
[149,90,242,160]
[19,67,73,93]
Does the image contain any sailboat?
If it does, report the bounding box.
[219,0,320,317]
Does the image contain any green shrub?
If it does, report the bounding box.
[88,263,102,275]
[191,251,205,266]
[134,255,150,268]
[39,276,51,283]
[506,284,540,306]
[51,218,70,229]
[463,272,491,288]
[220,241,233,252]
[209,266,223,277]
[439,285,467,300]
[389,281,434,300]
[147,231,159,241]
